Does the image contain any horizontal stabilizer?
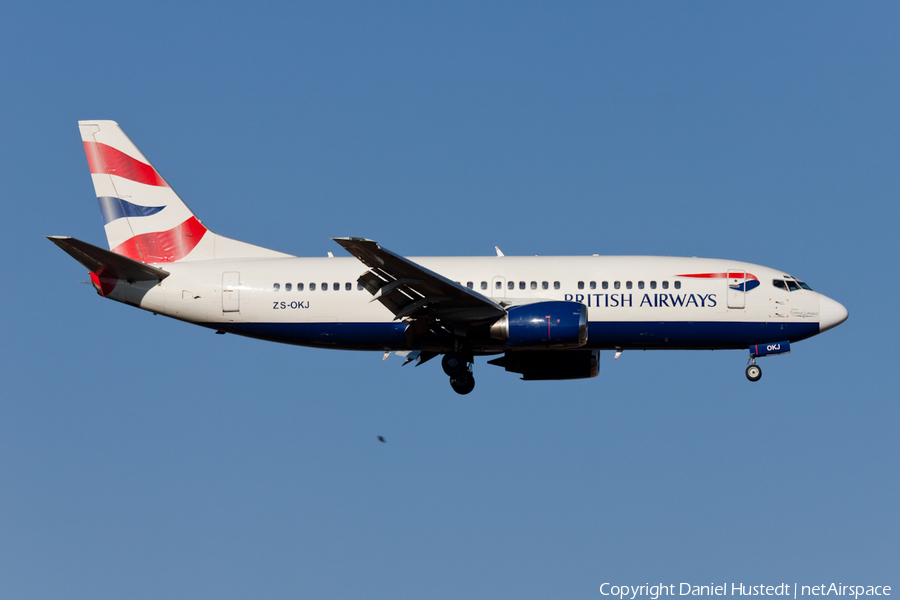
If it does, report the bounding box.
[47,236,170,281]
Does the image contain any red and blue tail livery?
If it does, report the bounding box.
[78,121,285,264]
[51,120,848,394]
[79,121,208,263]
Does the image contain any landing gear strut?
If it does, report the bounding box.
[443,352,475,394]
[745,357,762,382]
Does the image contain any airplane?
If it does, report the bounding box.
[50,120,849,394]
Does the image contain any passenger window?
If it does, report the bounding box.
[298,283,304,291]
[553,281,560,290]
[650,281,657,289]
[481,281,488,290]
[285,283,292,292]
[602,281,608,290]
[496,281,502,290]
[519,281,526,290]
[590,281,596,290]
[614,281,620,289]
[787,280,800,291]
[345,282,352,291]
[674,281,681,290]
[357,283,363,291]
[322,283,328,291]
[662,281,669,289]
[638,281,644,289]
[333,282,339,290]
[531,281,537,290]
[626,281,633,289]
[273,283,280,291]
[467,282,473,289]
[542,281,549,290]
[578,281,584,290]
[310,283,316,291]
[508,281,514,290]
[773,280,787,290]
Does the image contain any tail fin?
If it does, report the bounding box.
[80,120,290,263]
[80,120,209,263]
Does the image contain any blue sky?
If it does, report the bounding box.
[2,2,897,598]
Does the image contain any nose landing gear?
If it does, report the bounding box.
[745,340,791,382]
[745,353,762,382]
[443,352,475,394]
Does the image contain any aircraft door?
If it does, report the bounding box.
[727,270,746,309]
[222,272,240,312]
[491,276,506,299]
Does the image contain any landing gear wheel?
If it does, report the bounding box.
[450,372,475,395]
[746,364,762,382]
[442,353,468,376]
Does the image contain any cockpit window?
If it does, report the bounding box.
[774,277,813,292]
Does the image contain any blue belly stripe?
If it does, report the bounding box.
[204,321,820,351]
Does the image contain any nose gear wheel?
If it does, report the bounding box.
[745,363,762,382]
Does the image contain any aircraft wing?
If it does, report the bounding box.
[333,237,506,323]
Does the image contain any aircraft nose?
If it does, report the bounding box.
[819,295,848,332]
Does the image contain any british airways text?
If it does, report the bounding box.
[564,293,717,308]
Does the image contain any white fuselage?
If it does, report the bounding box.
[64,120,849,390]
[107,254,835,353]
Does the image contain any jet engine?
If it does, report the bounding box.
[489,301,588,349]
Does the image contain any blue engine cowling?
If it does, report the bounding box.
[489,301,588,348]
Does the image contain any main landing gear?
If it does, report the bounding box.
[442,352,475,395]
[745,357,762,382]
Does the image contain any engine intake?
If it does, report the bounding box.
[490,301,588,349]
